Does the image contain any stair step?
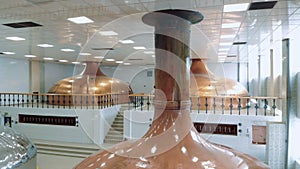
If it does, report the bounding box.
[104,111,125,144]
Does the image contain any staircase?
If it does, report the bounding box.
[103,111,124,144]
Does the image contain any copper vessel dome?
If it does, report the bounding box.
[48,62,132,106]
[74,9,269,169]
[190,58,249,110]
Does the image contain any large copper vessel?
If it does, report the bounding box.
[48,62,132,106]
[74,10,269,169]
[190,58,249,110]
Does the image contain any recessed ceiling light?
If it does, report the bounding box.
[59,60,68,62]
[37,44,54,48]
[124,62,131,65]
[220,35,236,39]
[2,52,15,55]
[220,43,232,46]
[152,55,155,58]
[222,23,241,28]
[133,46,146,50]
[223,3,249,12]
[99,31,118,36]
[6,36,25,41]
[219,48,230,51]
[67,16,94,24]
[72,62,81,64]
[79,53,91,56]
[105,58,115,62]
[144,51,155,54]
[116,61,124,64]
[218,52,228,55]
[119,40,134,44]
[25,55,36,58]
[94,56,104,59]
[61,48,75,52]
[43,57,54,60]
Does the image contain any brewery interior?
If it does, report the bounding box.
[0,0,300,169]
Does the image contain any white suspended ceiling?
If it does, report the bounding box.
[0,0,299,66]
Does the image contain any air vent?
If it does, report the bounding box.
[3,21,42,28]
[248,1,277,10]
[233,42,247,45]
[91,48,114,50]
[227,55,237,57]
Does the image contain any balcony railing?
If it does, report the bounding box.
[0,93,282,116]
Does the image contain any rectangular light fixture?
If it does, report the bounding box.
[220,34,236,39]
[37,44,54,48]
[2,52,15,55]
[115,61,124,64]
[94,56,104,59]
[43,57,54,60]
[119,40,134,44]
[144,51,155,54]
[61,48,75,52]
[67,16,94,24]
[218,52,228,55]
[58,60,68,62]
[223,3,249,12]
[25,55,36,58]
[218,48,230,51]
[99,31,118,36]
[133,46,146,50]
[79,53,91,56]
[220,42,232,46]
[6,36,25,41]
[105,58,115,62]
[72,62,81,64]
[222,22,241,28]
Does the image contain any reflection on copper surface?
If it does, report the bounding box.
[190,58,249,110]
[48,62,132,105]
[74,10,269,169]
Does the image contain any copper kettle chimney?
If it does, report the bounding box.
[74,10,269,169]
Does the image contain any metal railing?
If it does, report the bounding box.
[0,93,282,116]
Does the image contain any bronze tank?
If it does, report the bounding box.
[74,9,269,169]
[48,61,132,106]
[190,58,249,110]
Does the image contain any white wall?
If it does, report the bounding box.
[124,109,281,162]
[43,62,75,92]
[0,105,119,145]
[0,58,29,92]
[101,65,155,94]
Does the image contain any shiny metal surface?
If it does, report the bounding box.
[48,62,133,105]
[0,126,37,169]
[190,58,249,109]
[74,10,269,169]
